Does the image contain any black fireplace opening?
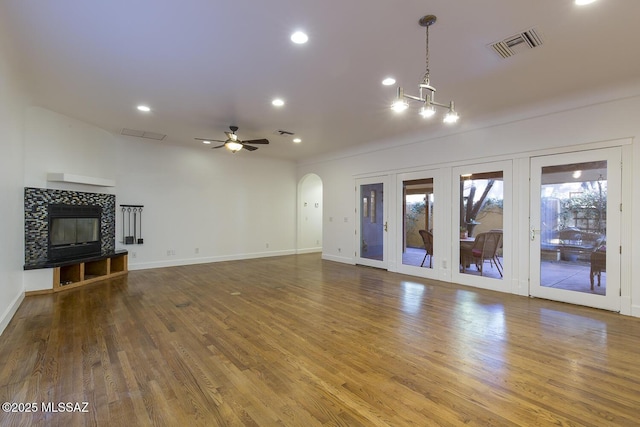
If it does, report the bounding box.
[48,204,102,262]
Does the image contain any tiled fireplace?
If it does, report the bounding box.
[24,187,116,267]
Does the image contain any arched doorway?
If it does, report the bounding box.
[297,174,323,253]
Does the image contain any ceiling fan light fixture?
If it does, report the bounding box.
[226,141,243,152]
[196,126,269,153]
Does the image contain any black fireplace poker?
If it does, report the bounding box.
[120,204,144,245]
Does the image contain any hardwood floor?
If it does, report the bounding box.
[2,253,640,426]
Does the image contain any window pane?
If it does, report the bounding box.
[402,178,434,268]
[460,172,504,279]
[540,161,607,294]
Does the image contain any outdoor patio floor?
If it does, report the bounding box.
[401,247,605,295]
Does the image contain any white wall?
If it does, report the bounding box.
[23,107,298,273]
[24,107,118,191]
[298,89,640,316]
[113,134,297,269]
[0,17,28,334]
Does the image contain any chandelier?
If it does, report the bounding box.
[391,15,459,124]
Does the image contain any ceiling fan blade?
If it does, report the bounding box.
[242,144,259,151]
[195,137,226,143]
[243,138,269,145]
[212,144,226,149]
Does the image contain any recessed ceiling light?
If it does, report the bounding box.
[291,31,308,44]
[293,138,302,143]
[202,140,211,145]
[575,0,597,5]
[382,77,396,86]
[137,105,151,112]
[272,98,285,107]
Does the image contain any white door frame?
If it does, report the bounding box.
[396,168,444,279]
[451,160,513,293]
[355,176,389,269]
[529,147,621,311]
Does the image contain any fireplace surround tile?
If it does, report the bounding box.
[24,187,116,267]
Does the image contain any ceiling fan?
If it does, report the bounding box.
[195,126,269,153]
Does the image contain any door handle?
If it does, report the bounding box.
[384,221,388,232]
[530,227,540,241]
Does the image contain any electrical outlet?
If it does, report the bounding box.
[338,248,341,253]
[344,217,348,222]
[266,243,269,248]
[195,247,199,254]
[166,250,171,256]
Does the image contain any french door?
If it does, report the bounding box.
[396,169,441,277]
[451,161,512,292]
[355,177,388,269]
[529,148,621,311]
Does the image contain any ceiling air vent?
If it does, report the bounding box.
[489,27,543,59]
[121,128,166,141]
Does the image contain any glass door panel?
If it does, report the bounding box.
[360,183,384,261]
[459,171,504,280]
[530,148,621,311]
[356,177,387,269]
[452,161,512,292]
[402,178,434,268]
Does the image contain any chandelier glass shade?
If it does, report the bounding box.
[391,15,459,124]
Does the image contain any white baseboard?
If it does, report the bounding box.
[296,247,322,254]
[128,249,297,271]
[620,296,632,316]
[321,253,355,264]
[0,291,25,336]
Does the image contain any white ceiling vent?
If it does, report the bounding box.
[489,27,543,59]
[121,128,166,140]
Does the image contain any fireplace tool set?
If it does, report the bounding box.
[120,204,144,244]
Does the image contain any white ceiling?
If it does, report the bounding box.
[3,0,640,161]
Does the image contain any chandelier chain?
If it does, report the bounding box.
[423,24,430,83]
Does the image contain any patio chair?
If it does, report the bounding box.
[460,231,503,277]
[418,229,434,268]
[589,245,606,290]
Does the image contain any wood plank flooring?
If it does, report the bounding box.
[1,253,640,426]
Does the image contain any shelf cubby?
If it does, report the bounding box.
[52,252,128,292]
